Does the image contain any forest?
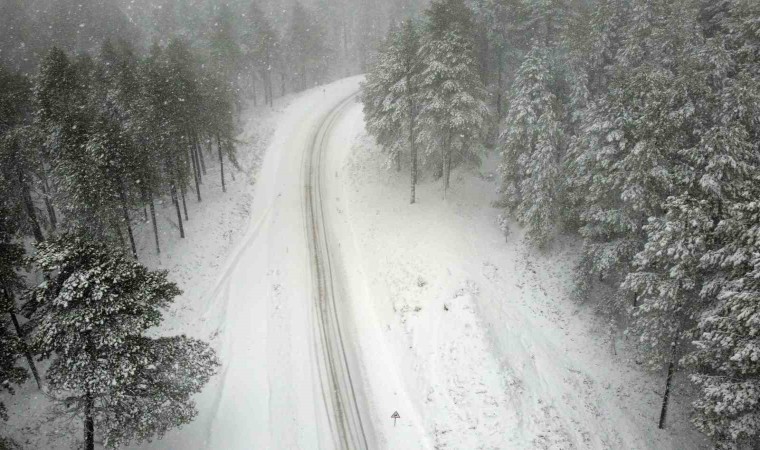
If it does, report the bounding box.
[0,1,426,449]
[1,0,759,448]
[361,0,760,449]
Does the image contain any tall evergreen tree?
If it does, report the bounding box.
[499,46,565,246]
[286,2,330,91]
[362,20,422,202]
[28,234,219,450]
[417,0,489,198]
[686,196,760,448]
[0,203,30,422]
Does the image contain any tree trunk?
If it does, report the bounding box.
[84,391,95,450]
[195,136,207,176]
[149,194,160,254]
[117,178,138,259]
[171,185,185,239]
[113,221,126,250]
[407,70,417,205]
[395,149,401,172]
[251,73,258,107]
[180,185,189,221]
[19,170,44,243]
[188,146,202,202]
[217,134,226,193]
[270,76,275,106]
[39,170,57,231]
[658,338,679,429]
[281,73,286,97]
[10,313,42,389]
[5,292,42,390]
[442,132,451,199]
[497,50,504,120]
[410,121,417,204]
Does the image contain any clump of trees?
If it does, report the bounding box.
[0,38,240,259]
[362,0,489,203]
[364,0,760,447]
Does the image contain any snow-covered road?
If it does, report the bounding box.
[130,77,416,450]
[200,79,374,449]
[303,93,371,449]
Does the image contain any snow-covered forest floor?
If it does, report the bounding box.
[1,93,282,450]
[329,102,709,449]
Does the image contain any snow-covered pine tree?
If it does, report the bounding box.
[620,0,760,430]
[498,46,565,247]
[469,0,532,119]
[686,197,760,448]
[35,48,110,239]
[0,203,29,422]
[28,234,219,450]
[416,0,489,198]
[141,43,187,239]
[164,39,203,206]
[622,195,715,428]
[286,2,330,91]
[0,67,47,243]
[245,2,279,107]
[198,66,239,195]
[566,0,706,301]
[0,311,26,422]
[210,3,243,98]
[679,1,760,445]
[362,19,422,202]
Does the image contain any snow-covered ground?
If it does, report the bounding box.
[325,101,709,449]
[3,78,708,449]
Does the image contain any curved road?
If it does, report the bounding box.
[303,93,371,450]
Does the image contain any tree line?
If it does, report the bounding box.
[0,34,237,448]
[362,0,760,448]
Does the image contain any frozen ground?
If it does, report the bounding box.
[2,78,707,449]
[326,101,709,449]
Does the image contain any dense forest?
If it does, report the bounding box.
[3,0,759,448]
[362,0,760,448]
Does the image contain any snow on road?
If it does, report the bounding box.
[130,77,365,449]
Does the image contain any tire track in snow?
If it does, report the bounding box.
[302,93,371,450]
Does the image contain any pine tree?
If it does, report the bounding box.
[362,20,422,202]
[417,0,489,198]
[142,43,186,239]
[498,46,565,246]
[0,203,30,422]
[199,67,239,194]
[36,49,112,240]
[164,39,203,209]
[28,234,219,450]
[0,67,47,243]
[246,3,280,107]
[470,0,532,119]
[686,198,760,449]
[210,3,243,100]
[679,1,760,444]
[286,2,330,91]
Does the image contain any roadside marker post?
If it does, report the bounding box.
[391,411,400,427]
